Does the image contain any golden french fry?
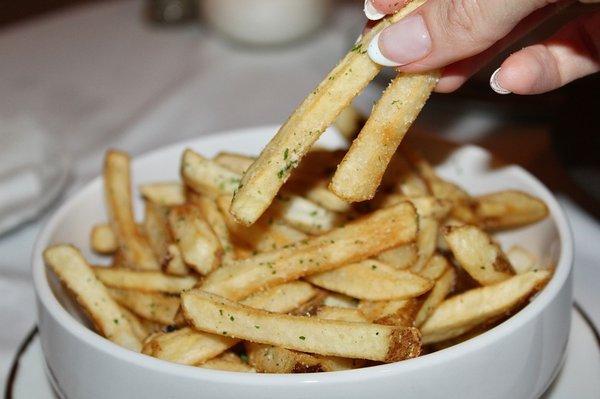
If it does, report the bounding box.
[182,290,421,362]
[358,298,422,327]
[444,225,514,285]
[213,152,254,175]
[108,288,180,325]
[306,260,432,301]
[93,267,197,293]
[139,182,185,207]
[44,245,141,351]
[142,282,318,365]
[90,223,118,255]
[417,253,450,281]
[331,71,440,202]
[271,193,344,234]
[410,217,439,273]
[143,201,173,263]
[181,149,242,199]
[245,343,362,373]
[315,306,368,323]
[414,267,456,327]
[118,305,150,342]
[377,243,418,270]
[333,105,366,142]
[322,293,358,309]
[104,150,159,270]
[199,351,256,373]
[202,202,418,300]
[507,245,539,274]
[230,0,428,225]
[190,195,236,264]
[162,244,189,276]
[421,270,551,343]
[475,190,549,230]
[169,204,222,275]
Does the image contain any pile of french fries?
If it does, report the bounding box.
[44,141,552,373]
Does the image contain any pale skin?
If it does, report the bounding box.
[366,0,600,94]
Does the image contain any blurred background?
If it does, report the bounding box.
[0,0,598,393]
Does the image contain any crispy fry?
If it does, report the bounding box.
[414,267,456,327]
[331,71,440,202]
[271,193,344,234]
[139,182,185,206]
[315,306,368,323]
[358,298,422,327]
[118,305,150,341]
[162,244,189,276]
[143,201,174,264]
[190,195,236,264]
[199,352,256,372]
[421,270,551,343]
[230,0,428,225]
[216,196,307,252]
[90,223,118,255]
[44,245,141,351]
[507,245,539,274]
[377,243,418,270]
[182,290,421,362]
[213,152,254,174]
[142,282,318,365]
[245,343,362,373]
[444,225,514,285]
[306,260,432,301]
[474,190,549,230]
[410,217,439,273]
[181,150,242,199]
[104,150,159,270]
[322,293,358,309]
[108,288,180,325]
[417,254,450,281]
[93,267,197,293]
[202,202,418,300]
[169,204,222,275]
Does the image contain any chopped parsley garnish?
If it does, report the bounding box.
[299,336,306,340]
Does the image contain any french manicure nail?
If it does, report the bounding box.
[375,14,431,66]
[364,0,385,21]
[368,32,402,66]
[490,68,511,94]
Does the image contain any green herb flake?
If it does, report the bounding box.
[230,316,235,321]
[299,336,306,340]
[284,148,289,160]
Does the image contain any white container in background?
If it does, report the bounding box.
[200,0,332,46]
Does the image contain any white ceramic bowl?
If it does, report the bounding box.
[32,125,573,399]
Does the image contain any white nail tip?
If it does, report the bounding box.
[490,68,511,95]
[364,0,386,20]
[368,31,402,67]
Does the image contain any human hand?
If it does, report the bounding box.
[364,0,600,94]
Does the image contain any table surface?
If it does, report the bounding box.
[0,0,598,393]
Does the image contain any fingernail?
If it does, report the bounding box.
[373,14,431,66]
[364,0,385,21]
[490,68,511,94]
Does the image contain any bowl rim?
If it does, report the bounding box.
[32,125,574,384]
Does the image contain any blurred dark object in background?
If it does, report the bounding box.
[0,0,101,27]
[145,0,196,25]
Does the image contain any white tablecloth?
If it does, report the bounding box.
[1,0,598,393]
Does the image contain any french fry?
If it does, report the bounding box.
[182,290,421,362]
[184,150,341,234]
[90,223,118,254]
[306,260,432,301]
[421,270,551,343]
[331,71,440,202]
[417,254,450,281]
[444,225,514,285]
[507,245,539,274]
[142,282,318,365]
[315,306,368,323]
[143,201,175,266]
[229,0,428,225]
[410,217,439,273]
[190,195,236,264]
[358,298,422,327]
[169,204,222,275]
[162,244,189,276]
[245,343,362,373]
[333,105,366,142]
[322,293,358,309]
[104,150,159,270]
[108,288,180,325]
[139,182,185,206]
[377,243,418,270]
[216,196,307,252]
[213,152,254,174]
[118,305,150,342]
[93,267,197,293]
[414,267,456,327]
[202,202,418,300]
[199,352,256,373]
[44,245,142,351]
[474,190,549,230]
